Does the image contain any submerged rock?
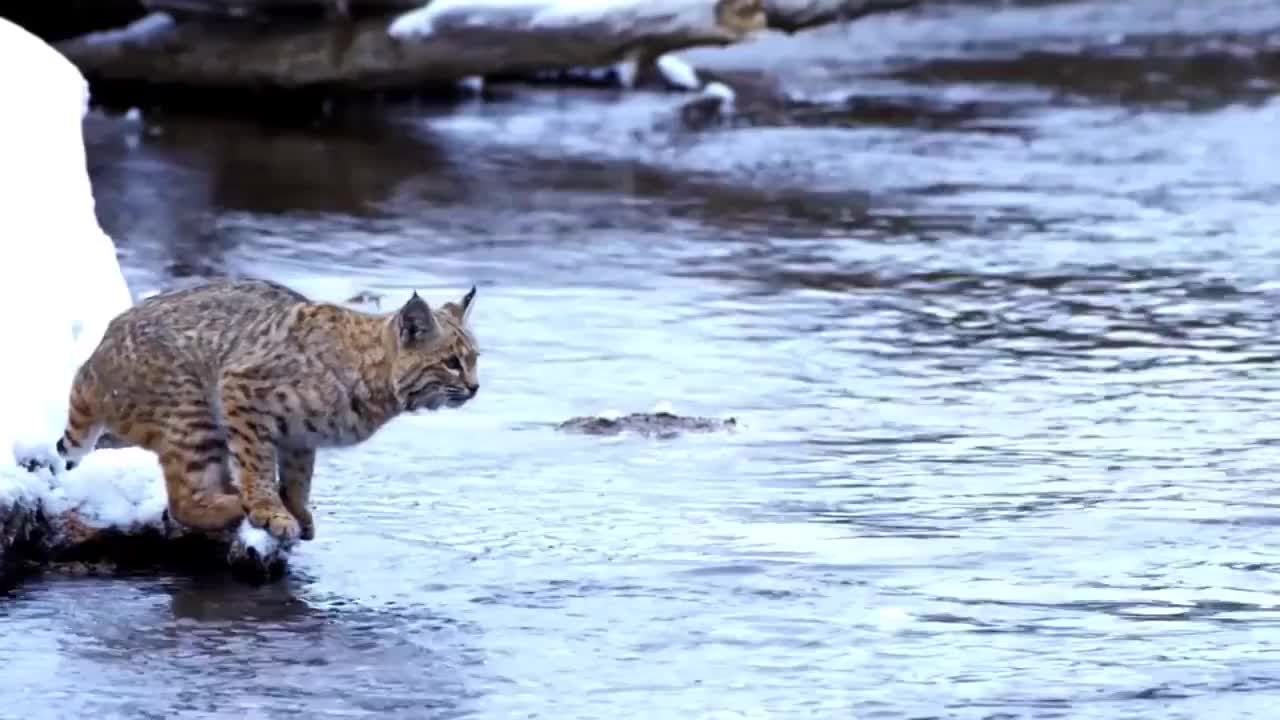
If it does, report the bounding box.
[557,411,737,439]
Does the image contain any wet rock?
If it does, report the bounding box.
[54,0,768,104]
[672,81,738,130]
[226,538,290,585]
[0,488,290,590]
[557,411,738,439]
[0,501,37,589]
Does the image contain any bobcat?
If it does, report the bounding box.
[32,278,480,542]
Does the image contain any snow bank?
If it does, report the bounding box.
[0,17,137,493]
[0,19,282,567]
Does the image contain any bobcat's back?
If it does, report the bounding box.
[85,278,310,391]
[75,276,478,449]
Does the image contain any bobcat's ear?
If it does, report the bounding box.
[444,285,477,323]
[398,291,439,345]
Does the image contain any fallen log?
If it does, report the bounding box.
[138,0,922,29]
[57,1,765,95]
[53,0,924,99]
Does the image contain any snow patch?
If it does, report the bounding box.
[390,1,727,92]
[74,12,175,47]
[0,462,42,508]
[390,0,727,41]
[656,54,700,90]
[391,0,639,37]
[36,449,167,529]
[612,54,640,90]
[387,3,436,35]
[699,81,737,115]
[236,523,281,558]
[702,81,736,103]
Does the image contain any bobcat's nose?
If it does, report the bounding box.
[467,384,479,398]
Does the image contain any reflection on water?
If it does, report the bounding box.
[2,574,482,717]
[10,0,1280,716]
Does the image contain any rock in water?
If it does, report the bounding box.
[556,411,737,439]
[0,501,36,589]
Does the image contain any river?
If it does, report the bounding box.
[4,0,1280,717]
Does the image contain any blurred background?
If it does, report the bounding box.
[4,0,1280,718]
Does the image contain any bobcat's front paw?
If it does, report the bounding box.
[294,507,316,541]
[246,503,302,542]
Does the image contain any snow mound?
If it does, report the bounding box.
[0,16,134,487]
[0,18,283,562]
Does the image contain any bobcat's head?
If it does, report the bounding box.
[389,286,480,413]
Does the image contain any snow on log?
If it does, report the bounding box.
[51,0,925,98]
[139,0,420,20]
[56,1,767,94]
[0,17,289,588]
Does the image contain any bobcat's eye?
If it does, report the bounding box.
[444,356,463,372]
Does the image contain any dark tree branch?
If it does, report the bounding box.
[764,0,922,35]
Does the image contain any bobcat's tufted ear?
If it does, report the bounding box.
[397,291,439,346]
[444,285,477,323]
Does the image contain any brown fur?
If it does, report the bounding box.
[48,278,480,542]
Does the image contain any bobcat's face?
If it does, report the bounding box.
[389,287,480,413]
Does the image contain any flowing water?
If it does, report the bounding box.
[6,0,1280,717]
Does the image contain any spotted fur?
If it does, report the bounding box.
[43,278,480,542]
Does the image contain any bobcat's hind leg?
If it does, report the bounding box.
[157,437,244,533]
[57,373,106,471]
